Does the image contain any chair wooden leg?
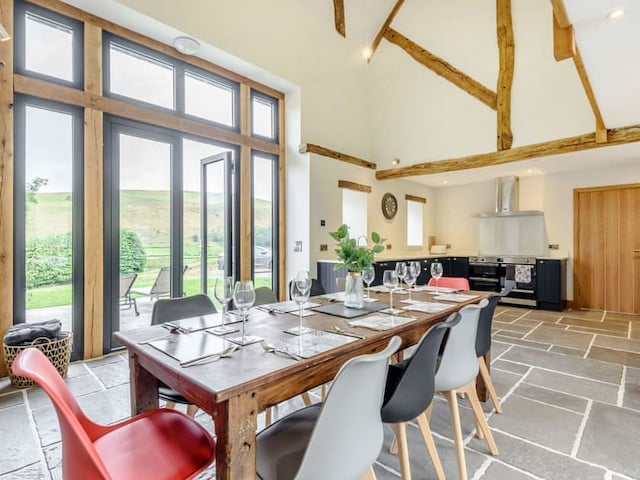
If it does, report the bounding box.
[464,382,499,456]
[165,401,176,410]
[473,408,484,440]
[321,383,326,401]
[390,434,398,455]
[359,466,377,480]
[424,402,433,422]
[185,404,199,418]
[478,356,503,414]
[392,423,412,480]
[443,390,468,480]
[301,392,312,406]
[416,412,446,480]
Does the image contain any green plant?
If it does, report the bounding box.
[120,229,147,274]
[329,224,385,272]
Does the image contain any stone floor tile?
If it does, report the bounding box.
[0,390,24,409]
[604,311,639,322]
[88,361,130,388]
[0,377,21,396]
[564,309,606,320]
[27,374,102,410]
[490,341,511,359]
[524,368,619,404]
[31,404,60,447]
[493,321,535,334]
[469,430,606,480]
[549,345,586,357]
[569,325,628,338]
[492,359,529,375]
[65,363,88,379]
[623,382,640,411]
[525,325,594,350]
[578,402,640,478]
[632,323,640,339]
[0,405,41,475]
[594,336,640,353]
[501,346,622,384]
[429,395,483,441]
[494,329,526,339]
[0,463,48,480]
[490,368,522,398]
[587,346,640,368]
[627,366,640,384]
[42,443,61,472]
[492,335,551,350]
[515,383,588,413]
[82,352,127,368]
[76,384,130,425]
[513,318,545,327]
[375,423,487,480]
[488,395,583,454]
[560,317,628,333]
[478,461,538,479]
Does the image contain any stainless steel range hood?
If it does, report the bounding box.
[473,176,543,218]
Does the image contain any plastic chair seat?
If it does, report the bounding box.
[256,404,321,480]
[95,409,215,480]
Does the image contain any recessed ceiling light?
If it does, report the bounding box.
[174,36,200,55]
[391,157,400,165]
[362,47,372,60]
[442,180,448,184]
[608,9,624,19]
[527,169,533,173]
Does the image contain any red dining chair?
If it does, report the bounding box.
[12,348,215,480]
[428,276,470,290]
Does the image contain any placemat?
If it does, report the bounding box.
[312,301,387,319]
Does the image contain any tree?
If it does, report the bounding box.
[120,229,147,273]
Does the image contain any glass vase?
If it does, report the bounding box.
[344,272,365,309]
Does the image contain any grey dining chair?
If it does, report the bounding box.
[256,336,402,480]
[381,312,461,480]
[476,287,512,414]
[151,294,217,417]
[434,299,498,480]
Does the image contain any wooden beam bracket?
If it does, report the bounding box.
[405,194,427,204]
[338,180,372,193]
[299,143,377,170]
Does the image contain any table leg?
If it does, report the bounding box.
[127,351,159,415]
[213,391,259,480]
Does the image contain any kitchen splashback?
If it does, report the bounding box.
[478,215,547,256]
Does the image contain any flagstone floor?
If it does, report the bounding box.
[1,306,639,479]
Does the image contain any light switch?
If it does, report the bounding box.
[294,241,303,252]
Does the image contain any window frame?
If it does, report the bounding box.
[406,199,424,247]
[13,94,85,360]
[14,0,84,89]
[251,89,279,143]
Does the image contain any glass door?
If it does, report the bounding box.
[104,119,179,349]
[200,151,237,295]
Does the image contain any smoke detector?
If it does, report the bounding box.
[173,36,200,55]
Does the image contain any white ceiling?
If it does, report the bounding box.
[62,0,640,188]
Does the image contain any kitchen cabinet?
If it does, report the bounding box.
[372,260,397,287]
[536,259,566,311]
[423,257,469,283]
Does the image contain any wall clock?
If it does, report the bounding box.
[381,192,398,220]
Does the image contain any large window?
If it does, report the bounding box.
[252,153,278,289]
[407,199,424,246]
[342,189,368,241]
[14,96,84,359]
[252,90,278,141]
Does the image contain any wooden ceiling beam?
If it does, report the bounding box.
[367,0,406,63]
[375,124,640,180]
[549,0,606,142]
[496,0,514,150]
[333,0,345,37]
[384,28,497,110]
[299,143,377,170]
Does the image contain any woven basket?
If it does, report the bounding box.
[3,332,73,388]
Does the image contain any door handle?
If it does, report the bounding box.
[634,250,640,253]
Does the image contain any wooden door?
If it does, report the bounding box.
[574,184,640,313]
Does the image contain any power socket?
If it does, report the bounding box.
[320,244,328,252]
[386,244,392,250]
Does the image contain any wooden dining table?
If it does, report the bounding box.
[114,289,489,480]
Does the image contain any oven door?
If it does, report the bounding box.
[468,263,501,292]
[469,276,500,291]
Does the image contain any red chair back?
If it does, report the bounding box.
[428,276,470,290]
[12,348,112,479]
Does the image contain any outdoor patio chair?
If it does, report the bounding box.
[119,273,139,316]
[132,266,188,301]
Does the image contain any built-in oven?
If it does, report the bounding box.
[468,257,501,292]
[498,257,537,307]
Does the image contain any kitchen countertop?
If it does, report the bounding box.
[317,253,472,263]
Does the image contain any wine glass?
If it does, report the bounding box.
[229,280,261,345]
[210,276,238,335]
[288,271,313,335]
[404,264,417,301]
[362,266,375,300]
[410,261,422,285]
[382,270,399,314]
[395,262,406,290]
[430,262,443,294]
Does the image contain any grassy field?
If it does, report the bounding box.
[27,189,275,309]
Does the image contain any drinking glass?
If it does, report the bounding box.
[229,280,261,345]
[404,264,417,301]
[210,276,238,335]
[287,271,313,335]
[382,270,400,314]
[430,262,443,294]
[362,266,375,299]
[395,262,406,289]
[410,261,422,284]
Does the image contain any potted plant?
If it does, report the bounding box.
[329,224,386,308]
